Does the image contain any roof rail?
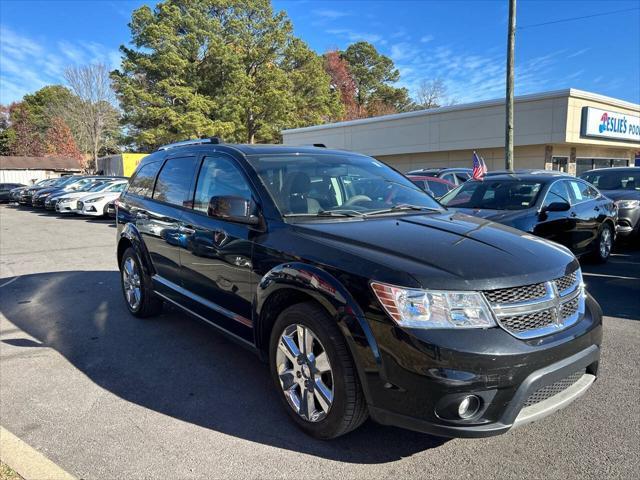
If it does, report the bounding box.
[312,143,326,148]
[157,137,223,151]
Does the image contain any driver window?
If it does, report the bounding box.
[543,181,570,207]
[193,155,252,214]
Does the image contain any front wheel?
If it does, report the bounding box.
[269,302,368,439]
[120,247,163,317]
[591,223,613,263]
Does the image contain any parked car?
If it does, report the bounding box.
[48,179,125,212]
[116,138,602,440]
[406,175,455,198]
[579,167,640,241]
[47,180,109,211]
[76,180,128,216]
[440,171,617,262]
[28,175,84,207]
[405,167,473,185]
[18,177,70,205]
[0,183,25,202]
[33,175,124,208]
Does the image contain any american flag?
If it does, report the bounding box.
[472,151,488,180]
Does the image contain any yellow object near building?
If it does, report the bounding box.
[96,153,148,177]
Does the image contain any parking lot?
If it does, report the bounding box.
[0,204,638,479]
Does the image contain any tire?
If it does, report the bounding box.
[590,223,613,263]
[120,247,163,317]
[269,302,368,439]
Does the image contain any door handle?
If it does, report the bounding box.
[179,225,196,234]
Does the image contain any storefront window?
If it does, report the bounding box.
[551,156,568,172]
[576,158,629,175]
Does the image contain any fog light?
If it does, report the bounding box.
[458,395,480,419]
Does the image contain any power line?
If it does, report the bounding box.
[518,7,640,30]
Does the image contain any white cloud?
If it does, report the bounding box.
[567,48,589,58]
[420,35,434,43]
[326,28,382,44]
[0,26,121,103]
[312,9,351,19]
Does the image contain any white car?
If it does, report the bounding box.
[77,181,128,216]
[56,180,127,214]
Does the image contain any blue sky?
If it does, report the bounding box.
[1,0,639,105]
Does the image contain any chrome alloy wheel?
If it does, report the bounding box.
[600,226,612,258]
[276,324,334,422]
[122,256,142,310]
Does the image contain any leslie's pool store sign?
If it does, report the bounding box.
[582,107,640,142]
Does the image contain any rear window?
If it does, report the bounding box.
[128,161,162,198]
[152,157,200,207]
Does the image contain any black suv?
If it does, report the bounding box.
[116,139,602,439]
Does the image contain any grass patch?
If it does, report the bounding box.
[0,462,23,480]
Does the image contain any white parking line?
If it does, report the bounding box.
[583,272,639,281]
[0,276,20,288]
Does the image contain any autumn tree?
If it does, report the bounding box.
[112,0,342,148]
[0,104,13,155]
[44,117,84,164]
[8,103,43,156]
[324,50,357,120]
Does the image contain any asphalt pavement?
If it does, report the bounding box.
[0,205,638,479]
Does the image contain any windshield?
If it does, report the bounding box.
[440,180,543,210]
[580,170,639,191]
[57,176,82,187]
[246,153,442,217]
[85,181,112,192]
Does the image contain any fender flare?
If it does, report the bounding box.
[117,223,154,278]
[255,262,382,402]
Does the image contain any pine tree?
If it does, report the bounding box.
[8,103,43,156]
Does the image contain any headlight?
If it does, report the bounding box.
[59,197,73,203]
[615,199,640,209]
[85,196,104,203]
[371,282,496,329]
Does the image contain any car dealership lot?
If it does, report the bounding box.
[0,205,638,479]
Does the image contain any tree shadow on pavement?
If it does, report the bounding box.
[0,271,446,464]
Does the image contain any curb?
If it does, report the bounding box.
[0,427,77,480]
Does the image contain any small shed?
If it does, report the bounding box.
[96,153,148,177]
[0,156,82,184]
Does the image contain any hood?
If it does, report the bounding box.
[55,190,98,200]
[601,189,640,202]
[291,212,577,291]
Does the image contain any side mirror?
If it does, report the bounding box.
[543,201,571,212]
[208,195,260,225]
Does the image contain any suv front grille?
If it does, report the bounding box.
[555,272,577,294]
[483,269,583,339]
[483,282,547,305]
[499,308,556,333]
[524,370,585,407]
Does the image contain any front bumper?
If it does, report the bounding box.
[56,201,80,214]
[363,293,602,438]
[615,207,640,238]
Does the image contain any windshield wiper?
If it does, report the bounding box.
[283,209,365,218]
[364,204,441,216]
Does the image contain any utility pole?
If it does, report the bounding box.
[505,0,516,170]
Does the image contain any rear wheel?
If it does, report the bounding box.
[120,247,162,317]
[591,223,613,263]
[269,302,368,439]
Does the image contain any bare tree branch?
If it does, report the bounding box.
[64,63,119,169]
